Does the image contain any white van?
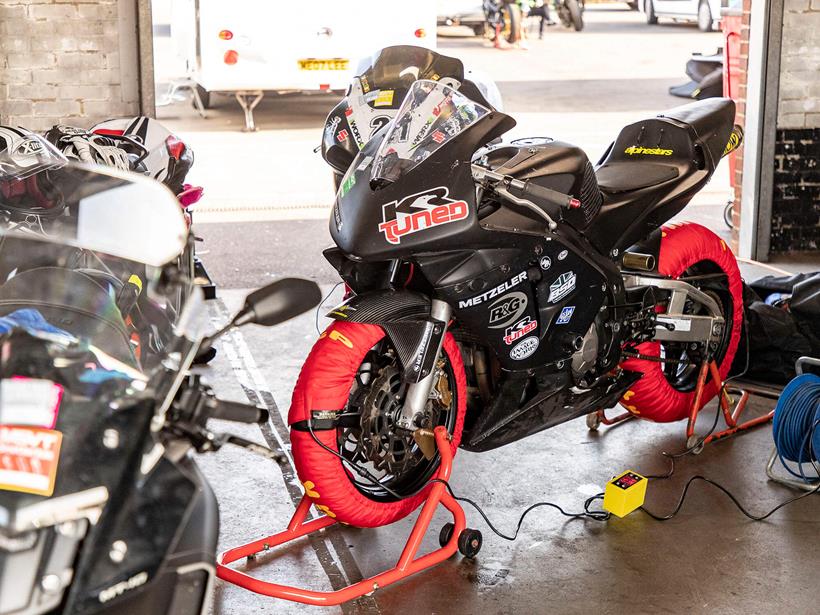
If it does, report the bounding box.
[171,0,437,129]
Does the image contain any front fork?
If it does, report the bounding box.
[396,299,453,431]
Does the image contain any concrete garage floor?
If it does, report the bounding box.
[152,5,820,614]
[199,290,818,615]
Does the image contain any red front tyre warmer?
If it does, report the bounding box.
[620,222,743,422]
[288,321,467,528]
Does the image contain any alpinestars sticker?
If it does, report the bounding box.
[378,187,468,245]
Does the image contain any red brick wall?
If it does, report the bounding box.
[730,0,752,252]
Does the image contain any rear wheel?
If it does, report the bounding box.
[289,321,467,527]
[620,223,743,423]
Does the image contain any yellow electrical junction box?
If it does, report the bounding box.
[603,470,647,518]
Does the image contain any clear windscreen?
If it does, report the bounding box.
[0,155,196,378]
[371,80,490,184]
[0,233,190,375]
[355,46,465,100]
[0,154,187,267]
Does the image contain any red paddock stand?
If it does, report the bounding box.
[216,426,479,607]
[587,359,772,452]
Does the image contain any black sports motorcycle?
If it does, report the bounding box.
[287,47,744,529]
[0,153,320,614]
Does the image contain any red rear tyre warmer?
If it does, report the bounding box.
[288,320,467,528]
[620,222,743,422]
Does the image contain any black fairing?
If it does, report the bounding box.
[68,457,217,615]
[330,111,515,260]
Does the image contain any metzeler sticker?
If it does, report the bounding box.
[378,187,468,245]
[503,317,537,345]
[510,336,539,360]
[556,306,575,325]
[548,271,576,303]
[0,426,62,496]
[488,291,528,329]
[459,272,528,309]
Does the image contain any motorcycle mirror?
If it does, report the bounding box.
[233,278,323,328]
[197,278,322,361]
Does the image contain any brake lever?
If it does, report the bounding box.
[472,164,558,230]
[169,422,286,463]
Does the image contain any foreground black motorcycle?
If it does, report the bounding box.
[0,152,320,614]
[288,47,744,528]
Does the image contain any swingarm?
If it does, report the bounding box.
[623,274,725,345]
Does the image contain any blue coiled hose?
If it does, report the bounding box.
[772,373,820,481]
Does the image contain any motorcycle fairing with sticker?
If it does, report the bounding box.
[312,78,741,457]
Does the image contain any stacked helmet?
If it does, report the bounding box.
[0,127,68,222]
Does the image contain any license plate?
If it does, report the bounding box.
[298,58,349,71]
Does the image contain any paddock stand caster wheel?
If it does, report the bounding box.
[458,529,483,559]
[586,411,601,431]
[440,524,483,558]
[439,522,455,548]
[686,434,705,455]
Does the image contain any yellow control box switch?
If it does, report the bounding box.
[603,470,647,518]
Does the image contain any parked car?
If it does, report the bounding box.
[437,1,486,35]
[641,0,721,32]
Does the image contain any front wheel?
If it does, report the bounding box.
[288,321,467,528]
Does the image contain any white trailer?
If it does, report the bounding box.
[171,0,437,130]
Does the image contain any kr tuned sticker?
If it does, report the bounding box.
[503,316,537,345]
[459,272,528,309]
[510,336,539,360]
[488,291,528,329]
[378,187,468,245]
[548,271,576,303]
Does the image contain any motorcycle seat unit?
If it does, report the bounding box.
[587,98,735,252]
[595,97,735,194]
